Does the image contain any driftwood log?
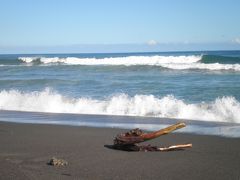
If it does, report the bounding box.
[112,122,192,152]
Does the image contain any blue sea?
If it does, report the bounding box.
[0,51,240,137]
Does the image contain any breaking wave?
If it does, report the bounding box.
[18,55,201,65]
[0,89,239,123]
[17,55,240,71]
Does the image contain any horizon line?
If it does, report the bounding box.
[1,49,240,55]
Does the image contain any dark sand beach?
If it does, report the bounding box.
[0,121,240,180]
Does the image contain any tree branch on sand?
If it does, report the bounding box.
[110,122,192,152]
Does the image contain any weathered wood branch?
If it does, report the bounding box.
[114,122,186,145]
[158,143,192,151]
[141,122,186,140]
[111,122,192,152]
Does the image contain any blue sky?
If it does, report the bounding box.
[0,0,240,53]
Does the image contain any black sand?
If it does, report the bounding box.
[0,121,239,180]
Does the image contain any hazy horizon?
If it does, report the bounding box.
[1,43,240,55]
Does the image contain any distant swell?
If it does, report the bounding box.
[159,63,240,70]
[201,55,240,64]
[0,89,239,123]
[18,55,240,71]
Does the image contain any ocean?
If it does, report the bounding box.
[0,50,240,136]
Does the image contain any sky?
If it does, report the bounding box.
[0,0,240,53]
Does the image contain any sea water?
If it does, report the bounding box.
[0,51,240,135]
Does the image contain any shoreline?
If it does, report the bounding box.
[0,121,240,180]
[0,110,240,138]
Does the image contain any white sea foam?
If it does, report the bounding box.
[0,89,239,123]
[19,57,40,63]
[19,55,201,65]
[18,55,240,71]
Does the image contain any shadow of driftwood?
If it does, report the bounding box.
[104,145,138,152]
[104,144,186,152]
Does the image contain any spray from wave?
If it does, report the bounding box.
[0,89,239,123]
[18,55,240,71]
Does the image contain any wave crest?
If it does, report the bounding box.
[17,55,240,71]
[0,89,239,123]
[18,55,201,65]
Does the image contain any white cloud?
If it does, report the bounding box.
[233,37,240,44]
[147,40,158,46]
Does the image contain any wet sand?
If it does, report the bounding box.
[0,121,239,180]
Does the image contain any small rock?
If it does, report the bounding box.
[48,157,68,166]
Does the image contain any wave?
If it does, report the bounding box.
[160,63,240,71]
[201,55,240,64]
[0,89,239,123]
[17,55,240,71]
[18,55,201,65]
